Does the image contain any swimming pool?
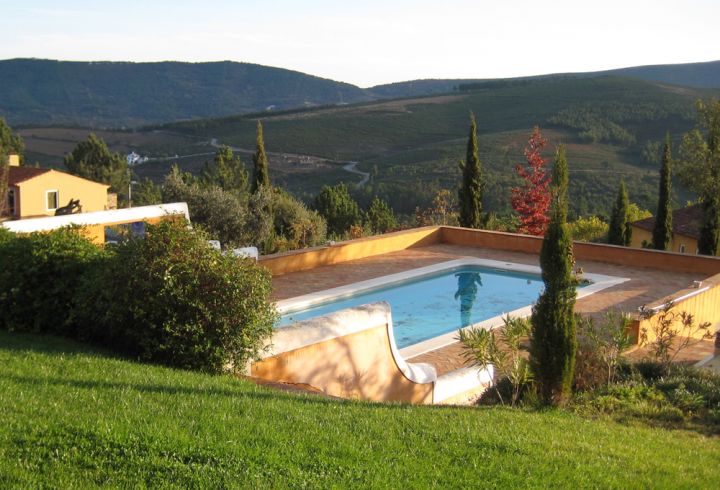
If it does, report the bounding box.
[279,266,545,348]
[276,258,628,355]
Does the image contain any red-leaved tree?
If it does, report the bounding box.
[511,127,551,235]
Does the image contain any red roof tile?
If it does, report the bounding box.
[7,166,51,186]
[631,204,703,240]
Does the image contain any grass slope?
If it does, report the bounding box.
[1,330,718,488]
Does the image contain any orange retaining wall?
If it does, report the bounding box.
[260,226,441,275]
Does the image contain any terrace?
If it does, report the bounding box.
[256,226,720,403]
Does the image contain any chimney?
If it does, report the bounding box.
[7,154,20,166]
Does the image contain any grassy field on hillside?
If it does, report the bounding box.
[1,330,718,488]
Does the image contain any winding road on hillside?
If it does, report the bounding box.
[208,138,370,187]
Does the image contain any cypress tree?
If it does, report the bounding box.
[529,145,577,405]
[652,134,673,250]
[251,121,270,193]
[458,113,484,228]
[608,180,631,246]
[698,196,720,255]
[552,144,569,223]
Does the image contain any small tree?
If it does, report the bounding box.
[529,146,577,405]
[511,127,551,235]
[415,189,458,226]
[652,133,673,250]
[1,118,25,218]
[130,178,162,207]
[64,133,129,196]
[458,113,485,228]
[608,180,631,246]
[677,99,720,255]
[640,304,713,374]
[312,183,361,237]
[203,145,248,195]
[365,196,397,234]
[459,316,533,406]
[251,121,270,193]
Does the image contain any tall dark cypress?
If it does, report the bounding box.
[458,113,484,228]
[698,103,720,256]
[698,197,720,255]
[552,145,569,223]
[251,121,270,193]
[652,134,673,250]
[529,145,577,405]
[608,180,631,246]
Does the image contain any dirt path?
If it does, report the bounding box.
[210,138,370,187]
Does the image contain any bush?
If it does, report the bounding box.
[77,220,277,373]
[272,189,327,251]
[0,227,107,336]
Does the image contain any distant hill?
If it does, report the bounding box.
[2,58,720,128]
[0,59,374,126]
[597,60,720,89]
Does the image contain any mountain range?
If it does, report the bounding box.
[2,58,720,127]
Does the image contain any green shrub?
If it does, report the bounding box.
[77,220,277,373]
[0,227,106,335]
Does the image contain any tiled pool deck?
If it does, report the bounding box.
[271,244,715,375]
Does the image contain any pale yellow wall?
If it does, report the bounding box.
[16,170,109,218]
[630,273,720,344]
[630,225,699,255]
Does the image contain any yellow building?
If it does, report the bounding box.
[630,204,704,255]
[4,155,111,220]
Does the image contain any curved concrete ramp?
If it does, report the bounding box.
[252,302,492,404]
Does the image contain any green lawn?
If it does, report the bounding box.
[1,330,717,488]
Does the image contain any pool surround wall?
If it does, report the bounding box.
[256,226,720,403]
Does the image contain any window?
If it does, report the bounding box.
[679,243,686,253]
[46,190,59,211]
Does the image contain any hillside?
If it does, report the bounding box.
[2,58,720,128]
[1,330,718,487]
[148,76,717,215]
[0,59,374,126]
[17,76,720,217]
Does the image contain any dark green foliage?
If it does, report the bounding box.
[130,178,162,206]
[698,197,720,256]
[0,117,24,159]
[365,196,397,234]
[0,118,23,217]
[678,99,720,255]
[251,122,270,193]
[652,134,673,250]
[202,145,248,195]
[271,188,327,250]
[0,227,106,336]
[312,183,361,237]
[77,220,276,373]
[552,145,569,223]
[64,133,129,195]
[162,167,254,248]
[458,113,485,228]
[529,149,577,405]
[608,181,632,246]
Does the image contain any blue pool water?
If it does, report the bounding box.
[278,266,548,348]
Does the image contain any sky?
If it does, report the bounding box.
[1,0,718,87]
